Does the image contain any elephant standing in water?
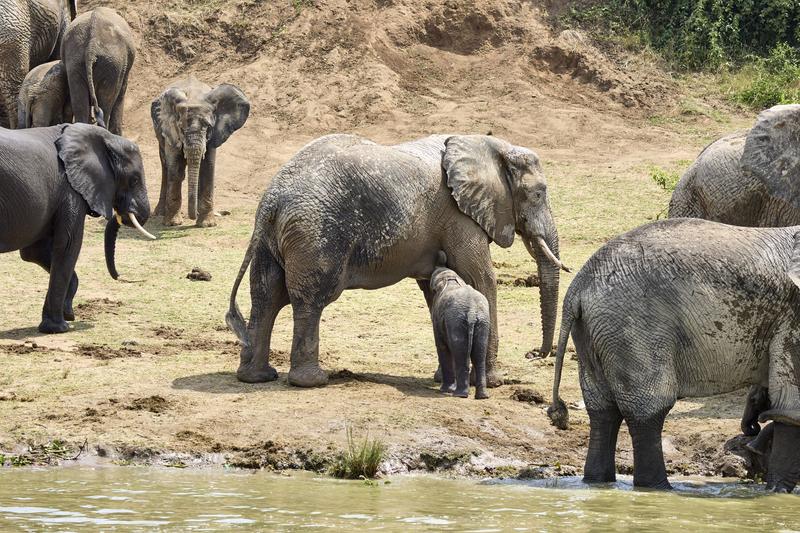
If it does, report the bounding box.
[227,134,565,387]
[61,7,135,135]
[151,78,250,227]
[0,0,77,128]
[548,219,800,493]
[669,105,800,226]
[0,124,153,333]
[16,60,71,128]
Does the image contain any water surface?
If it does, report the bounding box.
[0,467,797,531]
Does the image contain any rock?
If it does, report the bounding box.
[715,453,747,478]
[510,388,545,404]
[187,267,212,281]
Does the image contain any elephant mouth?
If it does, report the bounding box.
[114,209,157,240]
[525,235,571,273]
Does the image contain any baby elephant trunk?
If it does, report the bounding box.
[184,141,205,220]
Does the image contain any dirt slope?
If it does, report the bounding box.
[0,0,759,479]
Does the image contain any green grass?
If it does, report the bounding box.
[649,165,682,192]
[726,43,800,109]
[329,427,386,480]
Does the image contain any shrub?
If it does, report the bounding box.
[649,165,681,192]
[734,43,800,108]
[329,427,386,480]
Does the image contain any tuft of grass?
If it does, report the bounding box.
[649,166,681,192]
[329,427,386,480]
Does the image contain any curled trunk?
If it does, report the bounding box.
[185,145,204,220]
[104,217,120,279]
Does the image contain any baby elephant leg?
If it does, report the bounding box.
[451,324,472,398]
[470,320,489,399]
[434,327,456,393]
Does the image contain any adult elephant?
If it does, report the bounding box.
[227,134,566,387]
[151,77,250,227]
[61,7,135,135]
[0,0,77,128]
[0,123,154,333]
[548,218,800,493]
[669,105,800,226]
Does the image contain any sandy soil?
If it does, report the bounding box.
[0,0,761,478]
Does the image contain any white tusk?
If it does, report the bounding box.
[535,236,571,273]
[128,213,157,240]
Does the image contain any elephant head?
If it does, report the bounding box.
[443,135,566,354]
[742,104,800,209]
[55,123,154,279]
[154,83,249,219]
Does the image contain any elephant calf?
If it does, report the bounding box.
[16,60,71,128]
[430,254,490,399]
[548,218,800,493]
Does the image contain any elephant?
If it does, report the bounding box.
[741,384,770,437]
[0,123,154,333]
[669,105,800,227]
[16,60,71,128]
[429,252,490,399]
[548,218,800,493]
[151,77,250,227]
[0,0,77,128]
[226,133,566,388]
[61,7,135,135]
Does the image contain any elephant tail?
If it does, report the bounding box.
[225,234,257,347]
[547,292,580,430]
[85,12,105,129]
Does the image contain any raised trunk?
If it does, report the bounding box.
[104,217,120,279]
[185,146,204,220]
[524,219,560,355]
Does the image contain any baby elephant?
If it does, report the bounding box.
[16,61,71,128]
[430,254,490,399]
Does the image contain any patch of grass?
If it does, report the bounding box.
[329,427,386,480]
[649,166,682,192]
[728,43,800,109]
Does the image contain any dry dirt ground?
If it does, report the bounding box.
[0,0,759,478]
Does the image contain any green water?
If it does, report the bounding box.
[0,468,797,531]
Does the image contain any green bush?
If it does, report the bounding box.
[734,43,800,108]
[649,165,681,192]
[329,427,386,480]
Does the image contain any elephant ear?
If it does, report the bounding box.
[153,88,187,148]
[206,84,250,148]
[742,104,800,209]
[443,135,516,247]
[56,123,117,219]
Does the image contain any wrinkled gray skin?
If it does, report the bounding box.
[670,105,800,445]
[227,134,564,388]
[0,0,76,128]
[669,105,800,226]
[430,257,490,400]
[0,124,150,333]
[61,7,134,135]
[151,77,250,227]
[16,60,71,128]
[548,219,800,493]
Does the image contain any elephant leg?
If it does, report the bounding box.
[470,321,489,399]
[163,152,186,226]
[236,245,289,383]
[418,280,445,384]
[584,407,623,483]
[745,421,774,456]
[449,325,471,398]
[196,147,217,227]
[38,218,85,333]
[107,81,127,136]
[67,75,91,125]
[434,325,455,393]
[442,240,501,387]
[1,55,25,128]
[627,411,671,489]
[153,139,168,217]
[19,238,79,322]
[766,423,800,493]
[286,303,328,387]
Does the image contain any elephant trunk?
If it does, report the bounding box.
[104,216,120,280]
[524,218,561,355]
[185,140,205,220]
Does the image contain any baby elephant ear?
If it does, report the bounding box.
[56,123,116,219]
[742,104,800,209]
[153,88,187,148]
[443,135,515,247]
[207,84,250,148]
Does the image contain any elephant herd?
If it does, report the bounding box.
[1,0,799,495]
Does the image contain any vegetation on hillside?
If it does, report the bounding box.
[562,1,800,108]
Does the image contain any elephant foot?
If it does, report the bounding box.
[196,215,217,228]
[38,317,69,334]
[439,383,456,394]
[63,307,75,322]
[236,362,279,383]
[454,388,469,399]
[152,203,165,217]
[475,388,489,400]
[433,367,442,383]
[163,215,183,226]
[288,365,329,387]
[486,368,503,388]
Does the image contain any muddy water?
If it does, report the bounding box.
[0,468,797,531]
